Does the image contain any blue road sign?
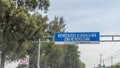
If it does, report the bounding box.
[54,32,100,43]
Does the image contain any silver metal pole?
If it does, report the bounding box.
[27,55,29,68]
[27,64,29,68]
[37,39,41,68]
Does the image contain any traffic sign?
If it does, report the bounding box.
[54,32,100,44]
[19,55,29,65]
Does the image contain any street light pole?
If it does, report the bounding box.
[37,39,41,68]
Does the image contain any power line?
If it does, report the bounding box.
[103,44,120,66]
[103,42,118,56]
[104,46,120,60]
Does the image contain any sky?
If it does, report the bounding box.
[5,0,120,68]
[47,0,120,68]
[48,0,120,34]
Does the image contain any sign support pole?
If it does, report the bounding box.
[27,55,29,68]
[27,64,29,68]
[37,39,41,68]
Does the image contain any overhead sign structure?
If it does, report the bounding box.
[54,32,100,44]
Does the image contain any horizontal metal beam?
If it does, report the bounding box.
[32,41,54,43]
[100,35,120,42]
[100,40,120,42]
[1,35,120,43]
[100,35,120,37]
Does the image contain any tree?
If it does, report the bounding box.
[43,16,85,68]
[26,13,48,68]
[48,16,66,36]
[60,45,81,68]
[25,16,66,68]
[0,0,86,68]
[80,61,86,68]
[43,16,66,68]
[107,63,120,68]
[11,0,50,12]
[0,0,50,68]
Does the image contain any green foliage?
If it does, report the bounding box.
[35,16,85,68]
[48,16,66,36]
[0,0,10,22]
[39,44,85,68]
[14,0,50,12]
[80,61,86,68]
[60,45,81,68]
[30,13,48,40]
[0,0,49,68]
[0,0,85,68]
[107,63,120,68]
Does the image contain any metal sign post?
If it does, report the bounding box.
[37,39,41,68]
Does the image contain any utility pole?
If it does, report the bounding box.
[111,57,113,66]
[103,60,104,65]
[100,54,102,66]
